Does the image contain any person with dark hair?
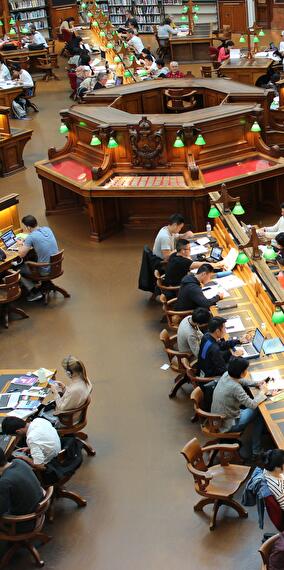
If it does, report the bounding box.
[17,215,58,302]
[0,448,44,531]
[218,40,234,63]
[29,24,48,48]
[155,58,169,78]
[126,29,144,55]
[157,17,178,46]
[2,416,61,468]
[263,450,284,511]
[177,307,211,357]
[258,203,284,239]
[143,54,158,75]
[197,317,251,377]
[118,10,139,34]
[152,214,193,261]
[175,264,223,311]
[211,357,267,457]
[164,239,208,288]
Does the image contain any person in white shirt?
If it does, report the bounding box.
[279,31,284,56]
[29,25,48,48]
[0,56,11,82]
[12,65,34,88]
[126,28,144,54]
[153,213,194,261]
[258,203,284,239]
[11,64,35,118]
[143,55,158,76]
[2,416,61,469]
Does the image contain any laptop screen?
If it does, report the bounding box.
[1,229,17,248]
[253,328,265,352]
[210,246,223,261]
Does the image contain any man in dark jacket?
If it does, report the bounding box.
[175,263,223,310]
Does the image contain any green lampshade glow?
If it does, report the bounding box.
[272,306,284,324]
[251,121,261,132]
[123,42,128,48]
[236,251,250,265]
[239,35,246,43]
[9,17,15,24]
[114,55,121,63]
[124,70,131,77]
[21,26,29,33]
[208,205,220,219]
[193,13,199,22]
[9,28,16,35]
[232,201,245,215]
[181,15,187,21]
[263,246,278,261]
[90,134,101,146]
[258,29,265,37]
[100,30,106,37]
[79,121,87,127]
[140,69,148,76]
[108,136,118,148]
[181,24,188,29]
[107,42,114,49]
[194,4,200,11]
[195,134,206,145]
[129,54,135,61]
[173,136,184,148]
[92,20,99,27]
[81,2,87,8]
[182,5,188,12]
[253,35,260,43]
[0,20,3,26]
[59,123,69,134]
[87,10,92,17]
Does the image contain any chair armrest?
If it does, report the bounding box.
[166,297,178,306]
[201,443,240,466]
[169,334,177,342]
[193,376,216,383]
[166,348,191,358]
[198,409,226,420]
[0,512,37,523]
[25,260,49,268]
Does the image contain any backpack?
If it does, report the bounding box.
[41,436,83,486]
[12,100,26,119]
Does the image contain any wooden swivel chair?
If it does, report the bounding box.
[160,329,194,395]
[7,56,30,70]
[25,80,39,112]
[0,486,53,569]
[164,89,197,113]
[200,65,213,78]
[154,269,180,297]
[181,437,250,530]
[258,533,280,569]
[167,356,214,400]
[24,250,70,306]
[36,56,60,81]
[55,397,96,457]
[153,25,170,58]
[160,293,193,330]
[0,270,28,329]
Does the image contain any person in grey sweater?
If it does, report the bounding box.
[177,307,211,357]
[211,357,268,457]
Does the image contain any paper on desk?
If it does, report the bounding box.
[203,285,230,299]
[33,368,54,379]
[6,409,36,419]
[215,274,245,290]
[190,245,208,255]
[250,369,284,391]
[225,316,245,333]
[222,248,239,271]
[196,237,210,246]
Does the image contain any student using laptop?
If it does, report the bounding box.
[164,239,207,289]
[17,215,59,302]
[240,328,265,359]
[211,357,268,459]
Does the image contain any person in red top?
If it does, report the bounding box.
[218,40,234,63]
[166,61,185,79]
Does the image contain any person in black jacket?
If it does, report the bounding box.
[164,239,205,288]
[197,316,250,377]
[175,263,223,310]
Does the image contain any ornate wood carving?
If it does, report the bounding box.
[128,116,165,169]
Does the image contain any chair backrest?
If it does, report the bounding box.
[258,533,280,568]
[0,270,21,303]
[26,250,64,280]
[181,437,207,471]
[190,386,226,433]
[0,485,53,537]
[47,40,56,54]
[200,65,212,78]
[154,269,179,293]
[56,396,91,431]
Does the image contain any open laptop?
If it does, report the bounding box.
[240,328,265,360]
[1,229,18,251]
[206,245,223,263]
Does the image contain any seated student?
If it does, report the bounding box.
[258,203,284,239]
[157,17,178,46]
[29,24,48,48]
[17,214,59,302]
[143,54,158,76]
[211,357,267,457]
[49,355,92,414]
[59,16,76,36]
[274,232,284,265]
[78,72,108,98]
[177,307,211,357]
[217,40,234,62]
[139,48,155,63]
[118,10,139,34]
[164,239,207,287]
[0,55,11,82]
[175,263,224,311]
[166,61,185,79]
[263,450,284,512]
[269,531,284,570]
[280,31,284,57]
[126,29,144,55]
[0,448,44,532]
[197,316,250,377]
[152,214,194,261]
[2,417,61,469]
[75,52,94,83]
[154,58,169,78]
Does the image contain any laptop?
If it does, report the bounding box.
[240,328,265,360]
[206,246,223,263]
[1,229,18,250]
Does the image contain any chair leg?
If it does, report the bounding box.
[10,306,29,320]
[76,431,88,440]
[56,487,87,507]
[220,498,248,520]
[35,532,52,545]
[209,499,222,531]
[25,542,45,567]
[52,284,70,298]
[194,497,215,513]
[78,438,96,456]
[168,374,188,398]
[0,542,22,569]
[2,306,9,329]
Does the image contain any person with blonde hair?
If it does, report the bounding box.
[49,355,92,412]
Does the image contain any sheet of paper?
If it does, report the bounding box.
[190,244,208,255]
[250,369,284,391]
[160,363,170,370]
[225,316,245,333]
[203,285,230,299]
[221,248,239,271]
[33,368,54,379]
[196,237,210,246]
[215,274,245,290]
[6,409,35,419]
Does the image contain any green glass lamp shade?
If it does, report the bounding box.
[124,70,131,77]
[193,14,199,22]
[263,246,278,261]
[140,69,148,76]
[194,4,200,11]
[21,26,29,33]
[59,123,69,134]
[92,21,99,27]
[123,42,128,48]
[232,201,245,215]
[129,54,135,61]
[108,136,118,148]
[79,121,87,127]
[87,11,93,17]
[181,24,188,29]
[258,29,265,37]
[99,30,106,37]
[9,17,15,24]
[251,121,261,132]
[107,42,114,49]
[272,306,284,324]
[208,205,220,219]
[9,28,16,35]
[114,55,121,63]
[253,35,260,44]
[239,35,246,43]
[0,20,4,26]
[173,136,184,148]
[81,2,87,8]
[182,5,188,12]
[181,15,187,21]
[195,134,206,145]
[236,251,250,264]
[90,134,101,146]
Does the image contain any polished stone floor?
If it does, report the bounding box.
[0,60,275,570]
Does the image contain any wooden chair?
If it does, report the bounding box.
[0,486,53,568]
[160,329,194,396]
[200,65,213,78]
[164,89,197,113]
[36,56,60,81]
[154,269,180,297]
[258,533,280,569]
[160,293,193,331]
[25,80,39,112]
[0,270,29,329]
[47,41,59,68]
[181,437,250,530]
[168,356,214,400]
[7,56,30,70]
[24,250,70,306]
[190,386,242,446]
[55,397,96,457]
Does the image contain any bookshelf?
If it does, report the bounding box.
[133,0,164,33]
[108,0,132,27]
[9,0,50,36]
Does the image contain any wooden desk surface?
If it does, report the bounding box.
[169,35,212,44]
[0,48,47,59]
[221,58,272,71]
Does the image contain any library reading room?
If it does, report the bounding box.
[4,0,284,568]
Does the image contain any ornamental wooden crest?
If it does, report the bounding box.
[128,116,165,169]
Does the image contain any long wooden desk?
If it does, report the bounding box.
[221,58,273,86]
[169,35,213,63]
[0,84,22,108]
[0,48,48,72]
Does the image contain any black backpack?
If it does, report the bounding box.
[42,436,83,486]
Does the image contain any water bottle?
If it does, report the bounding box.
[206,222,211,238]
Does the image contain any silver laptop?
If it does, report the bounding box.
[1,229,18,250]
[241,328,265,360]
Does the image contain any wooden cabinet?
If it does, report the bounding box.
[255,0,272,28]
[218,0,247,32]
